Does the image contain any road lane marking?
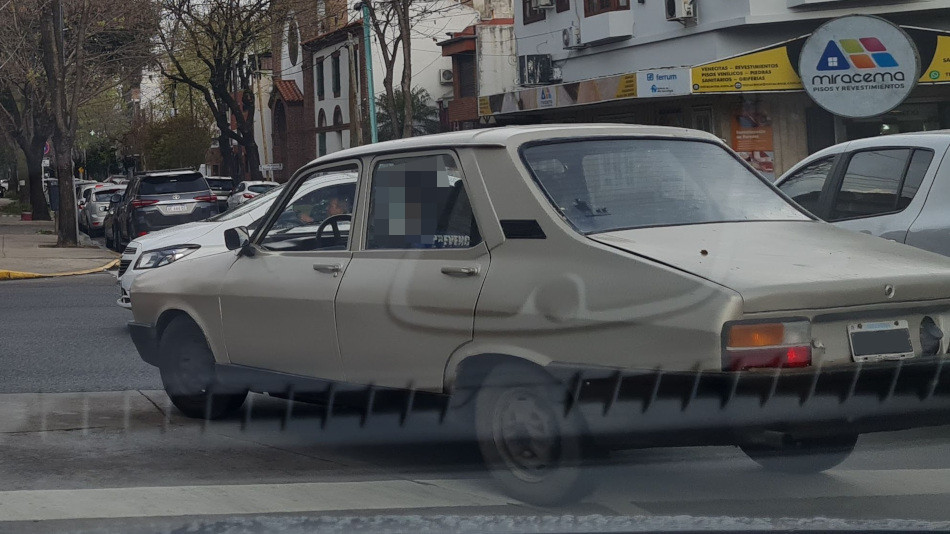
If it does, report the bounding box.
[0,479,514,522]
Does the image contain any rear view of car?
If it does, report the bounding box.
[82,186,125,235]
[127,171,218,239]
[205,176,234,212]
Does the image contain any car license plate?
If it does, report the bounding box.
[848,320,914,362]
[165,204,187,213]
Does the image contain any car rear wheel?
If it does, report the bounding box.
[104,227,114,249]
[158,317,247,420]
[474,362,595,506]
[740,434,858,473]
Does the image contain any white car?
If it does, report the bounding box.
[119,172,355,309]
[226,181,278,210]
[117,183,285,309]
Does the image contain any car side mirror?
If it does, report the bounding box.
[225,226,251,252]
[110,194,122,203]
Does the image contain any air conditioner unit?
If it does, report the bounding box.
[518,54,555,86]
[562,27,584,50]
[536,0,555,9]
[439,68,454,85]
[666,0,695,21]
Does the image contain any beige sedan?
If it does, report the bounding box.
[128,125,950,505]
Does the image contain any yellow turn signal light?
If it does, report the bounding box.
[727,323,785,348]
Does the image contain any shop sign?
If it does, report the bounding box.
[637,68,692,98]
[920,33,950,83]
[732,102,775,180]
[537,87,555,108]
[800,15,920,118]
[691,40,805,93]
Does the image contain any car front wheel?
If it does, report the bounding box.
[158,317,247,420]
[475,362,595,506]
[740,434,858,473]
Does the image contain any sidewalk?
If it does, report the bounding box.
[0,216,119,279]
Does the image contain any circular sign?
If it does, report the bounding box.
[43,141,51,155]
[799,15,920,118]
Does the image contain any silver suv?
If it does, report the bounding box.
[113,170,219,249]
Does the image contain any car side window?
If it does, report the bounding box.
[830,149,922,221]
[898,149,935,210]
[366,154,481,250]
[259,166,358,252]
[778,157,835,214]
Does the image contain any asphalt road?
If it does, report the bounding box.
[2,272,950,532]
[0,272,161,393]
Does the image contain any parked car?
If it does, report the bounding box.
[204,176,234,212]
[112,170,219,250]
[79,185,125,236]
[102,192,126,250]
[775,132,950,256]
[226,180,277,209]
[116,182,287,308]
[128,125,950,505]
[0,178,8,196]
[105,175,129,185]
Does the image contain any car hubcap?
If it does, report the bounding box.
[492,388,559,482]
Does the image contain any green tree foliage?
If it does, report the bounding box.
[374,87,440,142]
[144,114,213,171]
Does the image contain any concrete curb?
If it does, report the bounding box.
[0,259,120,281]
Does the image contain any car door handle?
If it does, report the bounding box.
[313,263,342,276]
[441,266,480,277]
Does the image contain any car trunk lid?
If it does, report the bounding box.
[589,221,950,313]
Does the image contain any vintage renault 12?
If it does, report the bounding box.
[128,125,950,505]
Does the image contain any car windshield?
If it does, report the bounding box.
[139,174,208,195]
[522,139,809,234]
[248,183,276,194]
[208,183,284,222]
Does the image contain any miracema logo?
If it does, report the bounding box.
[811,37,906,86]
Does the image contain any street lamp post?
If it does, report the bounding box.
[354,2,378,143]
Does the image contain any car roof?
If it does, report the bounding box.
[138,170,203,178]
[308,124,723,167]
[241,181,277,186]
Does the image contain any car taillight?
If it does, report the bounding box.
[194,195,217,203]
[131,199,159,208]
[723,320,812,371]
[137,231,148,237]
[243,193,254,199]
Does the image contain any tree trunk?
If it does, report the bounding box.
[23,148,51,220]
[242,138,263,181]
[53,134,78,247]
[398,2,413,138]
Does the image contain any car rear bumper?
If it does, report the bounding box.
[547,357,950,446]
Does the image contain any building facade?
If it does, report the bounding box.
[480,0,950,178]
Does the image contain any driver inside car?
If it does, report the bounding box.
[297,196,350,225]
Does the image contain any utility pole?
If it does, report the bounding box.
[354,2,377,143]
[347,33,363,146]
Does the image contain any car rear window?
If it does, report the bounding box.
[94,190,122,202]
[138,174,208,195]
[248,184,277,193]
[522,138,808,234]
[206,178,233,190]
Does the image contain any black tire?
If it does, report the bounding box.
[158,317,247,420]
[741,434,858,474]
[105,227,114,249]
[474,362,595,506]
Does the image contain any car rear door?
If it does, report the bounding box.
[217,164,360,381]
[334,151,490,391]
[905,142,950,255]
[828,146,937,242]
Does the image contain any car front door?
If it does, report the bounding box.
[218,164,360,380]
[334,152,490,391]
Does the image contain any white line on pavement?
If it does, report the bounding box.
[0,479,514,522]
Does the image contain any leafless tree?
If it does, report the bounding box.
[40,0,157,245]
[0,0,54,219]
[158,0,273,182]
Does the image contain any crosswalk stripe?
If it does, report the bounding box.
[0,479,513,522]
